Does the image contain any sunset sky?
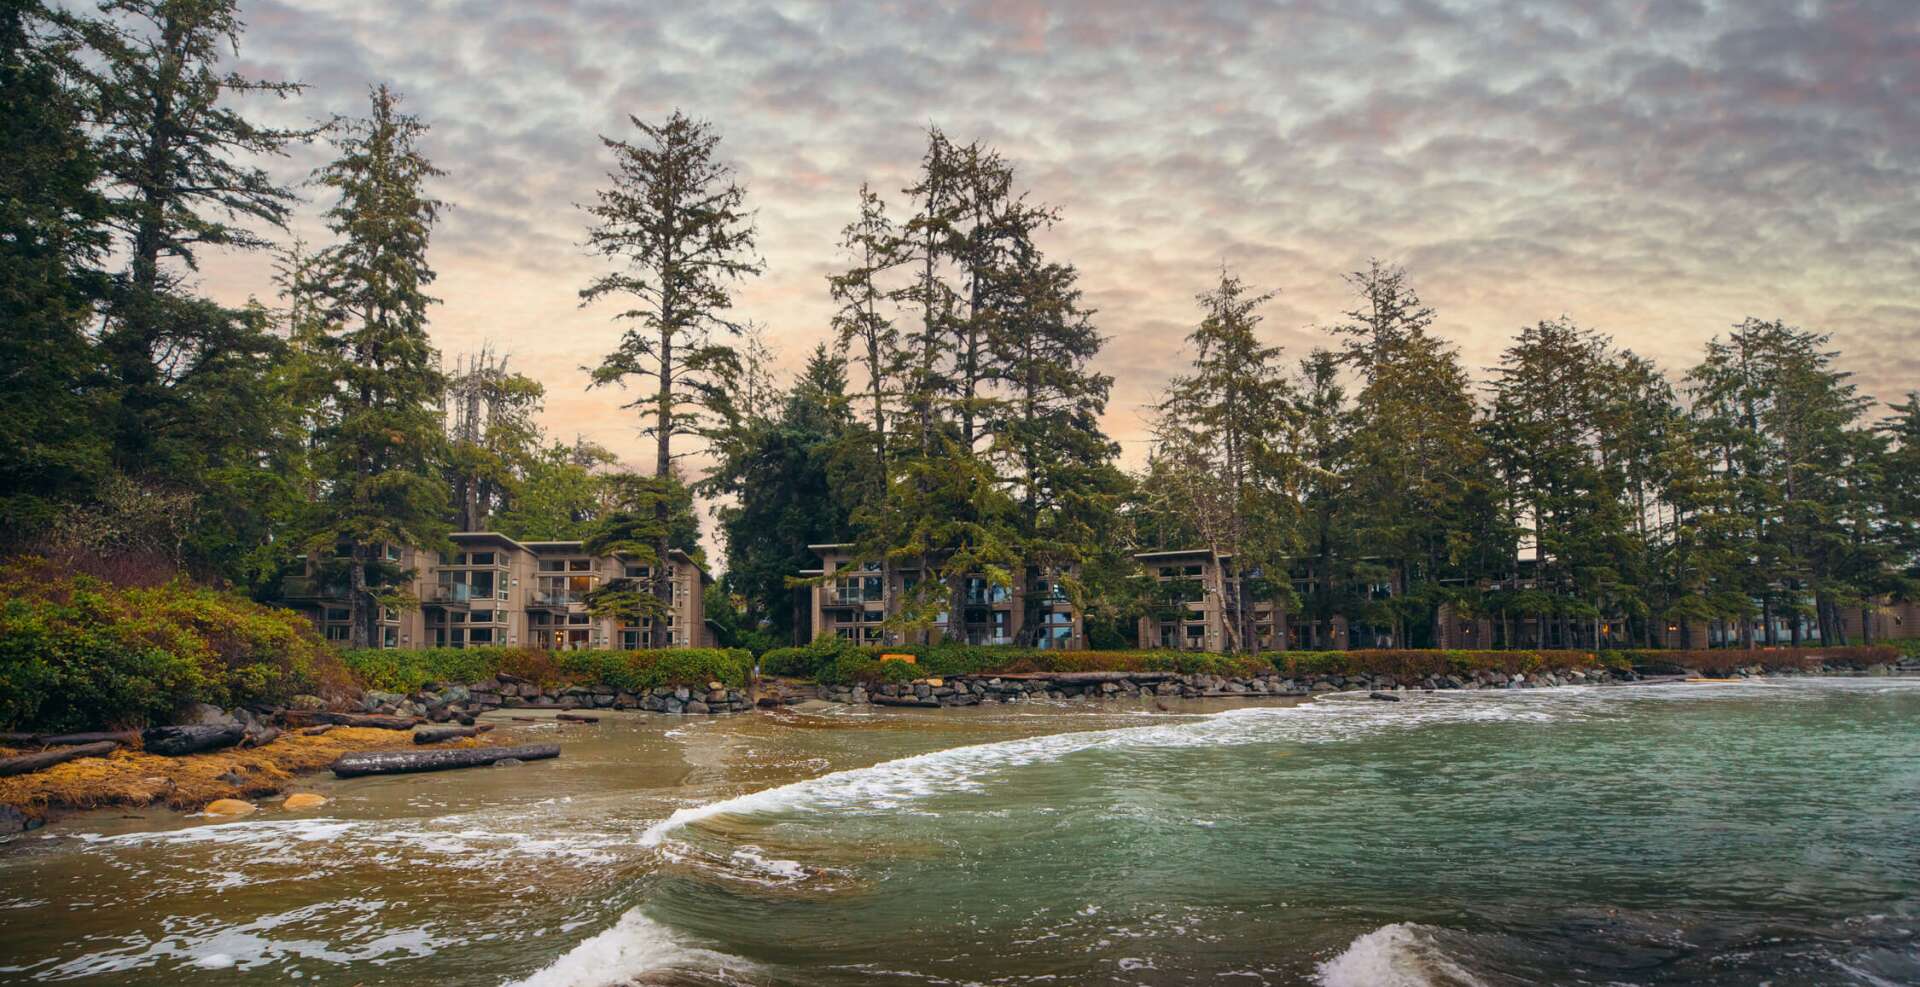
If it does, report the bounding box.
[201,0,1919,511]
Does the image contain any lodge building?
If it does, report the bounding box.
[287,532,714,649]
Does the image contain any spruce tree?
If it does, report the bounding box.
[305,85,449,648]
[581,110,760,643]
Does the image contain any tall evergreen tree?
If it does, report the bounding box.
[1148,270,1299,652]
[581,110,760,643]
[0,0,110,533]
[304,85,449,648]
[88,0,310,477]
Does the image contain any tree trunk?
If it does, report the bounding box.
[0,741,121,777]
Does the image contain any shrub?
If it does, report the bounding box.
[338,645,752,693]
[1601,646,1899,674]
[0,558,339,732]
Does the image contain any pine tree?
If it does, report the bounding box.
[304,85,450,648]
[581,110,760,643]
[88,0,311,476]
[444,348,545,532]
[827,183,906,508]
[0,0,110,533]
[1149,270,1299,652]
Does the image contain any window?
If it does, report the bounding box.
[625,564,649,578]
[620,630,642,649]
[471,610,493,624]
[569,559,592,572]
[324,625,349,642]
[324,607,349,622]
[539,559,564,572]
[469,627,494,645]
[469,551,494,566]
[1183,565,1202,577]
[382,626,399,648]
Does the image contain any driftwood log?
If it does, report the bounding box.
[240,726,282,748]
[412,724,494,745]
[299,724,336,736]
[331,744,559,778]
[37,730,142,748]
[280,711,421,730]
[555,712,599,723]
[0,740,120,777]
[142,723,245,757]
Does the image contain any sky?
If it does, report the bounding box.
[195,0,1919,553]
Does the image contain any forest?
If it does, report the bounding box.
[5,0,1918,655]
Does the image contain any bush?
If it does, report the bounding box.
[1264,649,1602,680]
[1601,645,1899,674]
[338,645,752,693]
[0,558,340,732]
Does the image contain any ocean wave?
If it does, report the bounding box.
[1317,923,1488,987]
[504,909,756,987]
[637,693,1598,849]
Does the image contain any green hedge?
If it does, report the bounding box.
[1601,645,1899,674]
[1265,649,1606,679]
[0,559,340,732]
[339,645,752,693]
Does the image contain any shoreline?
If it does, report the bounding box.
[6,664,1910,837]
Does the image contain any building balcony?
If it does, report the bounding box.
[283,575,346,601]
[528,590,585,609]
[824,588,877,607]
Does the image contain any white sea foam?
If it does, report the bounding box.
[1317,923,1487,987]
[504,909,754,987]
[637,692,1605,849]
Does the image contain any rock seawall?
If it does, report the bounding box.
[814,666,1644,706]
[347,673,755,720]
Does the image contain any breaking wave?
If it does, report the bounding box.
[1317,923,1488,987]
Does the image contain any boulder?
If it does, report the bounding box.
[0,805,43,835]
[685,700,711,714]
[283,793,328,810]
[204,798,257,816]
[179,702,237,728]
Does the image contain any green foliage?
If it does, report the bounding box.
[1600,646,1898,674]
[338,645,750,693]
[0,559,338,732]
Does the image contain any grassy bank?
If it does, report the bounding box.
[1601,645,1901,674]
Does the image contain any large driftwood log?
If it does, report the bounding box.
[412,724,494,745]
[280,711,421,730]
[0,740,120,776]
[555,712,599,723]
[331,743,559,778]
[142,723,246,757]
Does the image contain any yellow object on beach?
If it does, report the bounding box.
[283,793,328,810]
[204,798,256,816]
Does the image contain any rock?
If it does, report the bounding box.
[685,700,710,714]
[179,702,237,728]
[283,793,328,810]
[0,805,43,835]
[288,694,328,711]
[706,690,727,703]
[469,691,502,706]
[204,798,257,816]
[706,681,724,692]
[492,758,525,767]
[1367,691,1403,702]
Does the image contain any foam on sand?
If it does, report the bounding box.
[1317,923,1487,987]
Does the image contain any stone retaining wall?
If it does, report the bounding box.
[817,666,1643,706]
[352,673,755,719]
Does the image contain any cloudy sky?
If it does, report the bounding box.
[202,0,1918,490]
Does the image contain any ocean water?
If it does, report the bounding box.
[1,679,1916,985]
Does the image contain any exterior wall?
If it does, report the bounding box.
[1837,599,1920,643]
[293,533,712,650]
[805,546,1086,648]
[1136,550,1286,653]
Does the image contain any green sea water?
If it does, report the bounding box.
[1,678,1916,985]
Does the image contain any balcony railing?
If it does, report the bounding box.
[283,575,346,600]
[427,584,476,605]
[826,587,876,607]
[529,589,584,608]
